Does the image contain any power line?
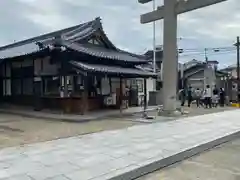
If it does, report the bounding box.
[181,46,233,51]
[179,46,235,53]
[180,51,236,57]
[180,49,236,56]
[180,49,236,57]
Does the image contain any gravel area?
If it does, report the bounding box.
[0,113,140,149]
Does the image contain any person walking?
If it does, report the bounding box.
[195,88,202,108]
[187,86,193,107]
[212,85,219,107]
[179,88,186,106]
[219,88,225,107]
[204,85,212,108]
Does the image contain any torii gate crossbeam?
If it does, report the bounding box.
[140,0,227,24]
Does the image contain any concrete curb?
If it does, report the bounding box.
[109,130,240,180]
[0,108,157,123]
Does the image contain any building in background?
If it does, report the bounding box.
[220,64,239,102]
[221,64,238,78]
[180,59,221,90]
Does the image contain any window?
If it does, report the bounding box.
[11,79,21,95]
[23,78,33,95]
[5,79,11,95]
[44,77,60,96]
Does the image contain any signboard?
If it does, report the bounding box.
[140,0,227,23]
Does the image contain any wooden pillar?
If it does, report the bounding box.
[119,77,123,113]
[20,62,23,95]
[32,58,35,96]
[144,78,147,111]
[81,75,88,114]
[109,77,112,93]
[40,58,44,96]
[63,76,68,97]
[4,62,7,96]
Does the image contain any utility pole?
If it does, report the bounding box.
[204,48,208,62]
[236,36,240,103]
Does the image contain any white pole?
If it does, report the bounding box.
[153,0,156,74]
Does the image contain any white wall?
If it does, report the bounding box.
[230,69,237,78]
[204,66,216,91]
[101,77,110,95]
[101,78,131,95]
[138,78,154,105]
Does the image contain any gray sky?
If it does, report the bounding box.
[0,0,239,67]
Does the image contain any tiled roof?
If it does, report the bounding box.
[136,63,161,73]
[0,39,53,59]
[221,64,237,71]
[183,59,204,70]
[144,50,163,62]
[70,61,156,78]
[62,41,148,63]
[0,18,102,60]
[0,17,149,64]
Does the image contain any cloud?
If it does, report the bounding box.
[0,0,240,66]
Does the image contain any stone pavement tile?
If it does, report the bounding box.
[0,174,33,180]
[102,148,131,158]
[0,162,11,170]
[69,154,115,168]
[132,149,164,160]
[91,165,140,180]
[65,163,115,180]
[65,155,145,180]
[27,162,79,180]
[0,153,26,162]
[28,151,77,166]
[131,142,157,152]
[21,144,60,156]
[44,175,70,180]
[106,154,146,170]
[0,169,10,179]
[0,157,45,179]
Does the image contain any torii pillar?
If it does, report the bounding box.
[162,0,178,111]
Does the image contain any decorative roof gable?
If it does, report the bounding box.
[0,17,116,59]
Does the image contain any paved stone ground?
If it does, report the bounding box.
[138,138,240,180]
[0,113,140,149]
[0,109,239,180]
